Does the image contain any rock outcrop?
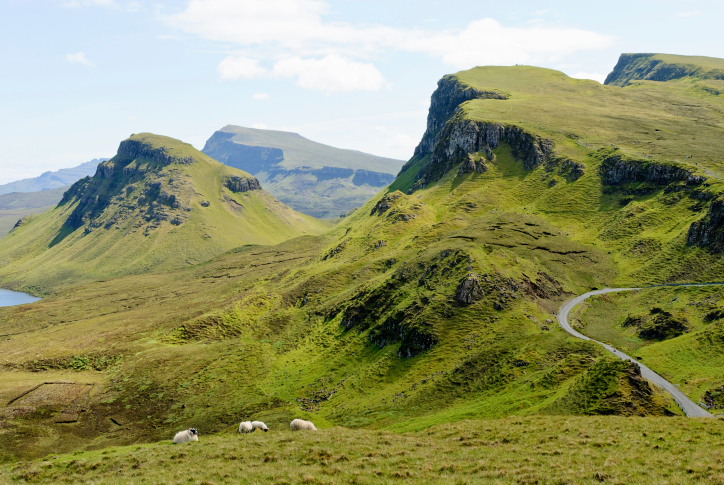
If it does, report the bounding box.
[117,139,195,166]
[414,76,507,155]
[223,175,262,193]
[410,115,552,192]
[599,155,705,186]
[687,199,724,253]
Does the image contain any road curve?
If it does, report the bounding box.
[557,287,713,418]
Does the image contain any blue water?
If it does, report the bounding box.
[0,288,40,307]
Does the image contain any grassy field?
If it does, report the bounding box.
[4,416,724,485]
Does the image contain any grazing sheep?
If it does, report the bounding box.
[238,421,253,434]
[251,421,269,432]
[173,428,198,444]
[290,419,317,431]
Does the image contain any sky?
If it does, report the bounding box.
[0,0,722,185]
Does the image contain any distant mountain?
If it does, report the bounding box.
[0,159,107,195]
[202,125,406,218]
[0,187,67,238]
[0,134,329,288]
[605,53,724,86]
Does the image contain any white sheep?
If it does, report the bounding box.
[239,420,269,433]
[238,421,253,433]
[251,421,269,432]
[290,419,317,431]
[173,427,198,444]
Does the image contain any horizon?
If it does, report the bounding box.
[1,0,722,185]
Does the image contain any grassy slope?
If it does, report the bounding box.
[217,125,405,173]
[5,416,724,485]
[0,134,329,292]
[457,65,724,177]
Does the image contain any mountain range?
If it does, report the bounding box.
[1,53,724,465]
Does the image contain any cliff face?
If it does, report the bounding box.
[599,155,706,186]
[687,200,724,253]
[117,139,195,166]
[414,76,507,156]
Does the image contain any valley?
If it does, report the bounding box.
[1,53,724,483]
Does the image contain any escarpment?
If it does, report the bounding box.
[117,139,195,166]
[409,114,553,192]
[599,155,705,186]
[687,200,724,253]
[414,75,507,156]
[223,175,262,193]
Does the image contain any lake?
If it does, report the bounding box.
[0,288,40,307]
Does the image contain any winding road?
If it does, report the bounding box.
[557,287,714,418]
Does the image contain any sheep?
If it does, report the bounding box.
[251,421,269,432]
[290,419,317,431]
[238,421,253,434]
[173,428,198,444]
[239,420,268,433]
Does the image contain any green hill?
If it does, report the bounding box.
[0,133,329,291]
[3,55,724,465]
[202,125,406,218]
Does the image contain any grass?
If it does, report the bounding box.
[4,416,724,484]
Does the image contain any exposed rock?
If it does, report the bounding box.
[411,115,552,192]
[455,273,485,305]
[599,155,704,186]
[117,139,195,165]
[414,76,508,156]
[223,175,262,193]
[457,154,487,175]
[687,199,724,253]
[370,191,405,216]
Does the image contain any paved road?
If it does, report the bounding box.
[557,287,713,418]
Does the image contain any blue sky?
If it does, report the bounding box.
[0,0,721,184]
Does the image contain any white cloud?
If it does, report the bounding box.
[569,72,607,83]
[63,0,140,10]
[165,0,614,90]
[252,93,270,100]
[273,55,385,93]
[217,56,269,80]
[676,11,701,17]
[66,52,93,66]
[252,123,269,129]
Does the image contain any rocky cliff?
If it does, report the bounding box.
[414,76,507,156]
[599,155,705,186]
[687,200,724,253]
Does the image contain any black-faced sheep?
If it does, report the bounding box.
[173,428,198,444]
[290,419,317,431]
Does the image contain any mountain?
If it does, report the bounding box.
[0,133,329,290]
[3,54,724,462]
[604,53,724,86]
[202,125,406,218]
[0,187,67,238]
[0,159,106,195]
